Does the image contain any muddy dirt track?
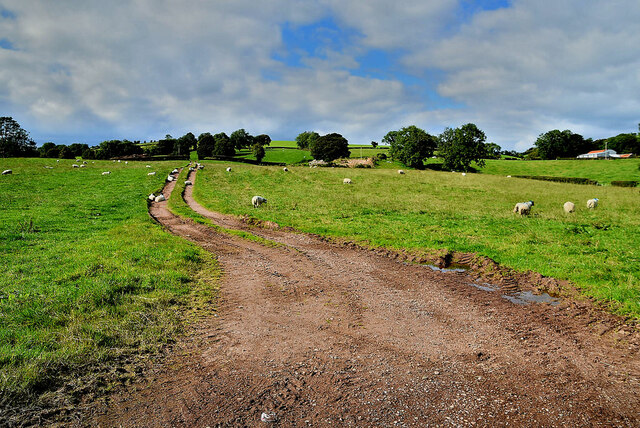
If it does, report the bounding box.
[91,169,640,427]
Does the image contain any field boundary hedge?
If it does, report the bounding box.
[513,175,599,185]
[203,155,286,166]
[610,180,638,187]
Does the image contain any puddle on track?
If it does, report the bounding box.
[424,263,471,273]
[502,291,560,306]
[469,283,560,306]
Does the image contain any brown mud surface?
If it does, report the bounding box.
[90,170,640,427]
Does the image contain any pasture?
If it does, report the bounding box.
[0,158,217,405]
[479,158,640,184]
[193,162,640,318]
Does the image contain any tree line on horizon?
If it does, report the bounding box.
[1,116,638,166]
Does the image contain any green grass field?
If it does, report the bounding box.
[478,159,640,185]
[192,162,640,318]
[0,158,218,405]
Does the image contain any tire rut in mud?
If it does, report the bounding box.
[90,168,640,427]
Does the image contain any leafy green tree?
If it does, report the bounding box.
[0,116,37,157]
[178,132,197,152]
[484,142,502,159]
[155,135,176,155]
[438,123,487,171]
[606,133,639,154]
[68,143,89,157]
[230,129,253,150]
[197,133,215,159]
[310,133,350,161]
[39,142,56,157]
[58,145,74,159]
[534,129,592,159]
[212,132,235,156]
[254,134,271,147]
[371,141,378,149]
[95,140,143,159]
[296,131,319,149]
[385,125,437,169]
[252,142,266,163]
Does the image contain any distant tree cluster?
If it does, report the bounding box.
[195,129,272,162]
[296,131,319,149]
[0,117,37,157]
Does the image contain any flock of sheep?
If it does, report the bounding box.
[513,198,599,215]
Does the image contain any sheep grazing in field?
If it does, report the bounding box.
[125,161,128,165]
[563,201,575,213]
[146,165,152,168]
[587,198,599,209]
[171,169,179,174]
[79,164,86,168]
[398,170,405,174]
[343,178,352,184]
[507,175,511,178]
[102,171,111,175]
[461,172,467,176]
[148,193,156,201]
[44,166,53,169]
[167,175,174,182]
[118,160,121,163]
[252,195,267,208]
[147,172,156,176]
[185,180,193,185]
[283,167,289,172]
[82,161,87,164]
[226,167,232,172]
[2,169,12,175]
[72,164,79,168]
[198,164,205,170]
[155,194,166,202]
[513,200,534,215]
[56,159,60,163]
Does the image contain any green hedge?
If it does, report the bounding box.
[610,180,638,187]
[513,175,599,185]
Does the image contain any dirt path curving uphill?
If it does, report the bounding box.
[92,170,640,427]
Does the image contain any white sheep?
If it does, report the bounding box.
[185,180,192,185]
[252,195,267,208]
[56,159,60,163]
[147,172,156,176]
[155,194,166,202]
[2,169,12,175]
[461,172,466,176]
[563,201,575,213]
[587,198,599,209]
[79,164,86,168]
[343,178,352,184]
[117,160,121,163]
[72,164,79,168]
[513,200,534,215]
[507,175,511,178]
[82,161,87,164]
[125,161,128,164]
[148,193,156,201]
[398,170,405,174]
[226,167,232,172]
[171,169,179,174]
[167,175,174,182]
[283,167,289,172]
[102,171,111,175]
[198,164,205,169]
[146,165,152,168]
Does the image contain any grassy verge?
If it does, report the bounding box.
[0,158,219,412]
[192,162,640,319]
[168,168,287,249]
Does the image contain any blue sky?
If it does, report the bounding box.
[1,1,639,150]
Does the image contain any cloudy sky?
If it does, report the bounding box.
[1,1,639,150]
